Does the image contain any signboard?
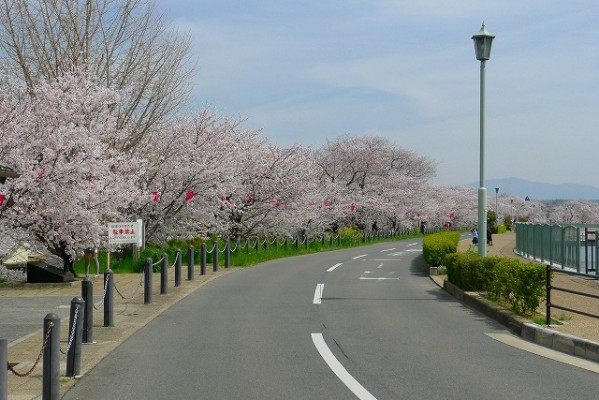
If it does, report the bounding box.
[108,220,143,246]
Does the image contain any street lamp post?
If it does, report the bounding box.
[495,186,499,222]
[472,23,495,257]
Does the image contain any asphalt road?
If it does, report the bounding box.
[63,239,599,399]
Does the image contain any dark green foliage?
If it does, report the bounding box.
[444,252,546,315]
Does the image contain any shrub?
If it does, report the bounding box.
[422,231,460,267]
[445,251,546,316]
[339,226,363,245]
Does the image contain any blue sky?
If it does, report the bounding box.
[157,1,599,188]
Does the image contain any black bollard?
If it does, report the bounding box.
[160,253,168,295]
[1,339,7,400]
[213,242,219,272]
[175,249,182,287]
[42,313,60,400]
[225,240,230,268]
[66,298,84,378]
[144,258,152,304]
[201,243,207,275]
[81,277,94,344]
[104,269,114,327]
[187,245,194,281]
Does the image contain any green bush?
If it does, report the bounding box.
[339,226,364,244]
[444,251,546,316]
[493,259,547,314]
[422,231,460,267]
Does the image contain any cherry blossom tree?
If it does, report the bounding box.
[0,71,140,258]
[0,0,195,148]
[314,135,437,231]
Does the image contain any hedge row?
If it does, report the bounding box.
[421,232,547,315]
[443,252,546,315]
[422,231,460,267]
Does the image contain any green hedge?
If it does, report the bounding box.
[443,252,547,315]
[422,231,460,267]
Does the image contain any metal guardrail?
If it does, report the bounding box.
[546,266,599,325]
[515,223,599,276]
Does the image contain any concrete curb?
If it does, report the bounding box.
[437,278,599,363]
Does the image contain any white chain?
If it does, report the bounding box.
[62,305,80,354]
[93,276,110,309]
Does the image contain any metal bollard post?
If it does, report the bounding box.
[66,298,84,378]
[546,264,552,326]
[104,269,114,327]
[187,245,194,281]
[201,243,207,275]
[144,258,152,304]
[42,313,60,400]
[160,253,168,295]
[225,240,230,268]
[81,277,94,344]
[1,339,7,400]
[175,249,182,287]
[213,242,219,272]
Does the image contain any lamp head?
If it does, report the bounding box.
[472,23,495,61]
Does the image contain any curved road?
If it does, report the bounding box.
[64,239,599,399]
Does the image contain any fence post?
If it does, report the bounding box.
[225,239,230,268]
[81,277,94,344]
[144,258,152,304]
[160,253,168,294]
[201,243,207,275]
[66,297,84,378]
[104,269,114,326]
[187,245,194,281]
[213,242,219,272]
[175,249,182,287]
[43,313,60,400]
[1,339,7,400]
[545,264,552,326]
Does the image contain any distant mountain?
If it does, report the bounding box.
[464,177,599,201]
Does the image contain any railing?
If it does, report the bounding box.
[545,265,599,325]
[515,223,599,275]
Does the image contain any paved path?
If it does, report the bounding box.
[1,267,236,399]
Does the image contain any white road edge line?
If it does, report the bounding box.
[311,333,378,400]
[359,277,400,280]
[353,254,367,259]
[327,263,343,272]
[313,283,324,304]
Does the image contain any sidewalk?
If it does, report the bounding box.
[2,267,237,399]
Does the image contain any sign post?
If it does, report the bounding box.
[107,220,143,266]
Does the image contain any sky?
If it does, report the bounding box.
[156,0,599,188]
